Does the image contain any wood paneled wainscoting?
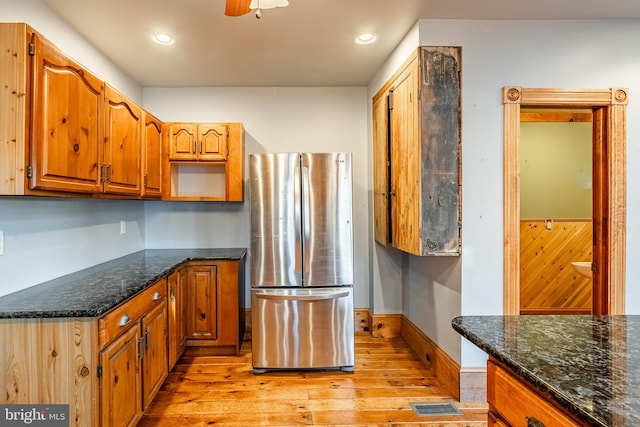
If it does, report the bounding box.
[520,219,592,314]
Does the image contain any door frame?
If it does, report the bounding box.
[502,86,628,315]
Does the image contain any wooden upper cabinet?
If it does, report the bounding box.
[1,23,244,202]
[372,46,461,256]
[168,123,196,160]
[29,30,104,194]
[372,94,390,245]
[104,84,142,196]
[164,122,244,201]
[141,111,163,198]
[199,124,228,161]
[24,26,144,197]
[168,123,228,161]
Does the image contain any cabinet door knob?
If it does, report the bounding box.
[200,313,206,319]
[153,291,162,301]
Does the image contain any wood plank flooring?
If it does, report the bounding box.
[139,334,488,426]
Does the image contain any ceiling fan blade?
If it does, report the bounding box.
[225,0,251,16]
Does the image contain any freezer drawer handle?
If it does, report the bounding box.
[255,291,349,301]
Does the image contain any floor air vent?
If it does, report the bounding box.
[410,402,463,417]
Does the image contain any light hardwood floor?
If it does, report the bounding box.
[139,334,488,426]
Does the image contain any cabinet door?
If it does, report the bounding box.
[30,31,103,193]
[167,268,187,369]
[168,123,197,160]
[389,65,420,254]
[198,124,228,161]
[142,300,168,409]
[142,111,163,198]
[372,94,390,246]
[186,265,218,339]
[100,324,142,427]
[104,84,142,195]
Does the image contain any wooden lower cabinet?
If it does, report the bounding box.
[141,301,168,409]
[0,256,244,426]
[184,259,245,356]
[187,263,218,340]
[100,324,142,427]
[487,357,583,426]
[167,267,188,370]
[98,279,167,427]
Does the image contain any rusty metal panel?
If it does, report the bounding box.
[419,46,461,255]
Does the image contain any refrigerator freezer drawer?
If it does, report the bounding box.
[251,287,354,371]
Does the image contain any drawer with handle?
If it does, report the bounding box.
[99,279,167,348]
[487,358,584,427]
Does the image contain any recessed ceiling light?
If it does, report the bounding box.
[153,33,174,45]
[355,33,377,45]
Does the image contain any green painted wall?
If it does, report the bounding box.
[520,122,592,219]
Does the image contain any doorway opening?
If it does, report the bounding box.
[502,87,628,315]
[519,109,593,314]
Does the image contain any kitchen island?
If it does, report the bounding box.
[452,315,640,426]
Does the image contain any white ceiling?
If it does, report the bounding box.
[43,0,640,87]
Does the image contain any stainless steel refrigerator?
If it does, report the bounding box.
[249,152,354,373]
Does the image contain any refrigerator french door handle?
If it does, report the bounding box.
[293,154,303,285]
[255,291,350,301]
[300,156,311,284]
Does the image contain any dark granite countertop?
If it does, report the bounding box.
[452,315,640,426]
[0,248,246,319]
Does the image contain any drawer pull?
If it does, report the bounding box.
[527,417,545,427]
[153,291,162,301]
[118,314,131,327]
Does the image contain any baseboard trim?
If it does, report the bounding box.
[400,315,460,400]
[355,308,371,334]
[370,313,402,338]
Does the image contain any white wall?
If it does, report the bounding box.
[0,0,145,296]
[368,19,640,368]
[142,86,370,307]
[0,198,145,296]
